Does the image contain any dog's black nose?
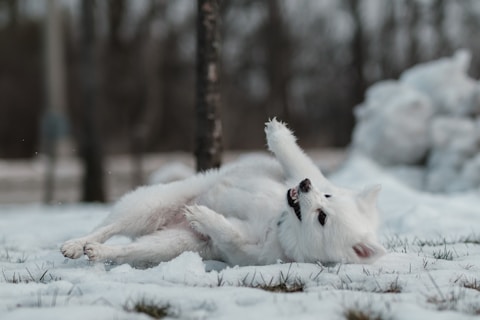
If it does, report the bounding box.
[299,178,311,193]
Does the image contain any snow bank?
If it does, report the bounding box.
[401,51,480,115]
[352,81,434,165]
[352,50,480,192]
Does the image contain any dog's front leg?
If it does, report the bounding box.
[265,118,326,183]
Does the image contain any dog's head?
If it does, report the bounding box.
[280,178,386,264]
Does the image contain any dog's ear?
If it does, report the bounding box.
[357,184,381,207]
[352,241,386,262]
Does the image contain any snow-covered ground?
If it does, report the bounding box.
[1,154,479,319]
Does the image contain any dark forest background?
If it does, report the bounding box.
[1,0,480,160]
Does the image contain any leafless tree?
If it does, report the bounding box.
[2,0,18,30]
[265,0,291,120]
[432,0,449,57]
[379,1,397,78]
[43,0,68,203]
[79,0,106,202]
[195,0,222,172]
[131,0,167,186]
[107,0,126,49]
[406,0,420,67]
[464,0,480,77]
[345,0,366,106]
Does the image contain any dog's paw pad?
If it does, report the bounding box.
[84,242,105,261]
[61,240,85,259]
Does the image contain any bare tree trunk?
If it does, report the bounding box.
[406,0,420,67]
[341,0,366,146]
[195,0,222,172]
[130,0,167,186]
[379,1,396,79]
[80,0,106,202]
[433,0,448,57]
[346,0,366,106]
[265,0,291,121]
[5,0,18,30]
[464,0,480,78]
[43,0,68,203]
[107,0,126,49]
[106,0,140,187]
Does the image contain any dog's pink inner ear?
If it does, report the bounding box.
[353,242,384,260]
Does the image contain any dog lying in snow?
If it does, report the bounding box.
[61,119,386,267]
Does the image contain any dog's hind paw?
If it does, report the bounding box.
[61,239,85,259]
[84,242,108,262]
[184,205,207,236]
[183,205,219,237]
[184,205,243,247]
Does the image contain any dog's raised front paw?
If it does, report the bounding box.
[61,239,85,259]
[265,117,288,132]
[265,118,295,147]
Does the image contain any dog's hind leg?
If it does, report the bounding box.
[61,187,189,260]
[83,228,213,267]
[265,118,329,183]
[184,205,261,265]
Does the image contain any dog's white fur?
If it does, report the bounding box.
[61,119,386,267]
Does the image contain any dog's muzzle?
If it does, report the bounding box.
[287,187,302,221]
[299,178,311,193]
[287,179,311,221]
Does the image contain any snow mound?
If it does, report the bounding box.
[352,50,480,193]
[400,50,480,115]
[352,81,434,165]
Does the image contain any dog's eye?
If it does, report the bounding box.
[317,209,327,226]
[324,194,331,198]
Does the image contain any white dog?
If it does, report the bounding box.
[61,119,386,267]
